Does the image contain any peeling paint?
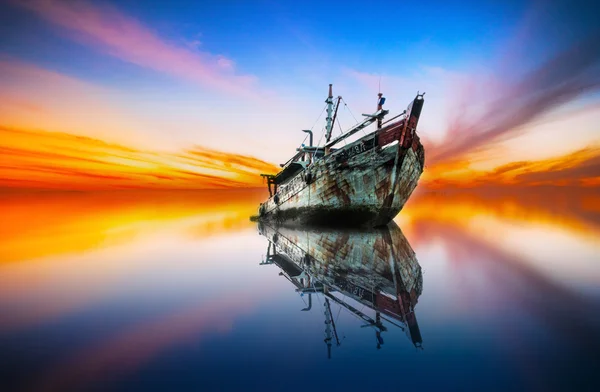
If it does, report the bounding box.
[260,137,424,227]
[259,93,425,227]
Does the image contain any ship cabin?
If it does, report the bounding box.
[260,145,336,197]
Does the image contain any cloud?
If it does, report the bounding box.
[0,127,279,190]
[514,149,600,184]
[0,59,154,146]
[421,146,600,189]
[15,0,258,96]
[427,31,600,166]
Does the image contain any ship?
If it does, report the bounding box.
[258,85,425,227]
[258,220,423,358]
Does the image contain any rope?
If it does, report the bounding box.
[298,133,309,148]
[342,98,359,124]
[312,125,327,164]
[315,126,325,148]
[335,301,343,324]
[313,98,357,154]
[336,118,348,146]
[300,295,308,308]
[292,102,327,165]
[312,283,326,325]
[342,97,368,136]
[307,103,328,163]
[310,103,328,131]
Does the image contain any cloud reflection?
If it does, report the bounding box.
[0,188,598,390]
[0,189,266,334]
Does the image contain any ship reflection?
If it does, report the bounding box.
[258,221,423,358]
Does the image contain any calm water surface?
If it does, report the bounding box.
[1,188,599,391]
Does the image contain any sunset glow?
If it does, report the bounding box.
[422,145,600,188]
[1,1,598,390]
[0,0,598,191]
[0,127,278,190]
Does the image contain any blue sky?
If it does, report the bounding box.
[0,0,530,80]
[0,0,598,167]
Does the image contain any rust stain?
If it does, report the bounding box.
[260,131,424,226]
[375,177,392,202]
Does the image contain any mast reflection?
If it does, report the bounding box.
[258,221,423,358]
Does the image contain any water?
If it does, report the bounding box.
[1,188,599,391]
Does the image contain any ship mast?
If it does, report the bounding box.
[324,84,334,143]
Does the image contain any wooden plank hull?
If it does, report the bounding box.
[259,136,425,227]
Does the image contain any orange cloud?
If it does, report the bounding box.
[0,127,279,190]
[421,146,600,189]
[14,0,258,96]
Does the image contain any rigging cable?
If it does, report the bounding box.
[336,118,348,146]
[335,290,344,325]
[301,102,328,164]
[302,104,328,208]
[310,103,329,131]
[342,97,368,136]
[342,98,359,124]
[315,126,326,149]
[298,133,309,149]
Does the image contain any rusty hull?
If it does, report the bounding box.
[260,132,425,227]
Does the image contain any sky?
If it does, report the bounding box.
[0,0,598,189]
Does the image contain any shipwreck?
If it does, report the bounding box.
[259,84,425,227]
[258,221,423,357]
